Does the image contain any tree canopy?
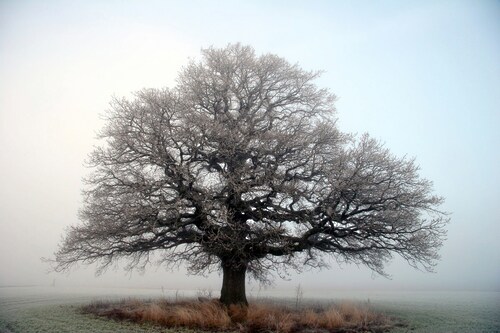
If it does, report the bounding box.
[53,44,448,306]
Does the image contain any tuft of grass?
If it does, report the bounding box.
[301,308,320,328]
[339,301,365,323]
[228,303,248,323]
[322,307,345,329]
[174,300,232,329]
[245,303,288,333]
[82,297,396,332]
[140,303,167,323]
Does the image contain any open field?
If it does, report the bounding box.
[0,287,499,333]
[375,292,500,333]
[0,287,168,333]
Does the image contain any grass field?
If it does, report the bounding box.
[0,287,170,333]
[0,303,175,333]
[1,287,499,333]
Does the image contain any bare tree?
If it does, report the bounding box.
[52,44,448,306]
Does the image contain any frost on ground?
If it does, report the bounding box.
[0,303,170,333]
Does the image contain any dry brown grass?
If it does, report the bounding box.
[82,298,396,333]
[322,307,345,329]
[140,300,232,329]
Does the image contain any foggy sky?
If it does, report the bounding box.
[1,0,499,293]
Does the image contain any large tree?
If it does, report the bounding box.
[53,44,448,306]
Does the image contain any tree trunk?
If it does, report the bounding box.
[219,261,248,307]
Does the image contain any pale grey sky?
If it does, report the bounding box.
[0,0,499,293]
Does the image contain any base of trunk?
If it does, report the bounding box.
[219,262,248,307]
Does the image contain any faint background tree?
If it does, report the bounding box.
[52,44,448,306]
